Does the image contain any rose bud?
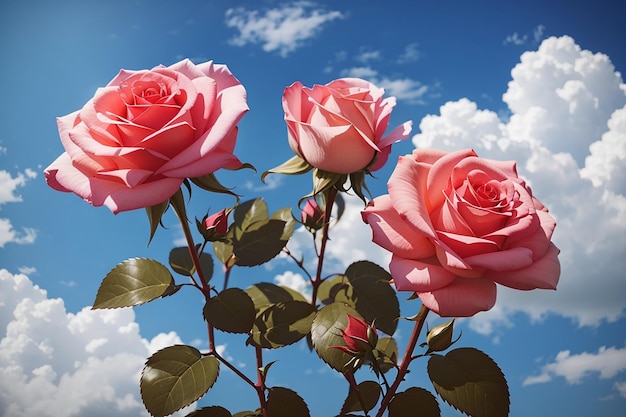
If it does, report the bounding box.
[283,78,412,175]
[332,315,378,356]
[422,319,459,354]
[199,209,229,241]
[301,199,326,231]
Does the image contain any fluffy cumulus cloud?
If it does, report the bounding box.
[412,36,626,329]
[0,269,193,417]
[0,168,37,247]
[523,345,626,396]
[225,2,344,57]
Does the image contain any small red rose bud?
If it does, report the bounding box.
[332,315,378,356]
[301,199,326,231]
[199,209,229,241]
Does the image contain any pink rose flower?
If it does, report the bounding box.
[45,59,248,213]
[282,78,412,174]
[362,148,560,317]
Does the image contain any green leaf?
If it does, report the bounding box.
[245,282,308,313]
[427,347,510,417]
[169,247,214,280]
[266,387,310,417]
[248,300,316,349]
[204,288,255,334]
[213,240,235,267]
[185,406,232,417]
[233,199,269,234]
[233,219,288,266]
[389,387,441,417]
[373,336,398,374]
[271,207,295,241]
[341,380,381,414]
[310,303,359,372]
[169,247,195,276]
[232,412,262,417]
[93,258,175,309]
[316,274,355,306]
[344,261,400,335]
[146,199,170,244]
[141,345,219,417]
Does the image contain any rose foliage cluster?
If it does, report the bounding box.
[45,58,560,417]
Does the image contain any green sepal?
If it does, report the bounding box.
[145,199,170,245]
[141,345,219,417]
[190,173,240,201]
[93,258,175,309]
[428,347,510,417]
[261,155,312,183]
[349,170,372,205]
[169,188,189,225]
[230,162,256,172]
[308,169,348,201]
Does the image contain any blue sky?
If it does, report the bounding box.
[1,1,625,416]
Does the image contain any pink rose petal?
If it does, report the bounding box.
[418,277,497,317]
[362,195,435,259]
[389,255,456,292]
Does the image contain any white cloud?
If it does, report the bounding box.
[533,24,546,43]
[355,49,381,63]
[614,380,626,398]
[504,32,527,45]
[412,36,626,329]
[274,270,311,300]
[524,345,626,386]
[17,266,37,275]
[340,67,428,104]
[0,169,36,205]
[504,24,546,46]
[580,105,626,191]
[225,2,344,57]
[0,168,37,247]
[397,43,420,64]
[0,269,194,417]
[0,218,36,248]
[341,66,378,79]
